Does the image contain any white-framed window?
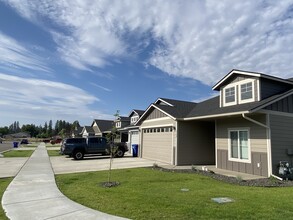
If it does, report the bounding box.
[228,128,250,163]
[222,79,256,107]
[239,81,254,104]
[116,121,121,128]
[223,86,236,106]
[131,116,139,124]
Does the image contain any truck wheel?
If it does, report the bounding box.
[116,149,124,158]
[73,150,84,160]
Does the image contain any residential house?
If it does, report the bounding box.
[80,126,95,137]
[115,116,130,142]
[137,69,293,177]
[91,119,114,137]
[71,126,83,137]
[118,110,144,153]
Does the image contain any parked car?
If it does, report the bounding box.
[20,139,29,144]
[50,138,63,145]
[60,137,128,160]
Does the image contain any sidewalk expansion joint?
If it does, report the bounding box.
[3,195,65,206]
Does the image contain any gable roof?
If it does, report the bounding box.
[185,88,293,120]
[91,119,114,132]
[82,126,94,133]
[136,97,197,124]
[129,109,145,117]
[212,69,293,91]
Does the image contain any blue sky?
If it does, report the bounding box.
[0,0,293,127]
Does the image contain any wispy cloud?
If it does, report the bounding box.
[4,0,293,84]
[0,73,112,124]
[0,32,51,74]
[90,82,112,92]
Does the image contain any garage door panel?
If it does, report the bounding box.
[142,131,172,164]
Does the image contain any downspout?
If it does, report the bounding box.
[242,113,276,179]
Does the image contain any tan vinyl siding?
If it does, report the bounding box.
[270,114,293,175]
[216,114,269,176]
[177,121,215,165]
[216,115,267,153]
[142,117,175,127]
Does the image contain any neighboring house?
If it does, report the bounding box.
[91,119,114,137]
[137,69,293,177]
[4,132,31,139]
[71,126,83,137]
[80,126,95,137]
[118,110,145,153]
[115,116,130,142]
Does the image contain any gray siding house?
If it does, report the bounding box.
[117,110,144,154]
[91,119,114,137]
[137,69,293,177]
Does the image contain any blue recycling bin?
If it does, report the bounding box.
[132,144,138,157]
[13,142,19,148]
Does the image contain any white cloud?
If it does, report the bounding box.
[0,32,51,74]
[4,0,293,84]
[90,82,112,92]
[0,73,112,125]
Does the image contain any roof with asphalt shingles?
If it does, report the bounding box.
[93,119,114,132]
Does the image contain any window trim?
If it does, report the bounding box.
[223,86,237,106]
[222,79,256,107]
[228,128,251,163]
[238,80,255,104]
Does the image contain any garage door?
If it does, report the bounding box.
[141,127,173,164]
[129,131,139,154]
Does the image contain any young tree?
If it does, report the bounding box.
[105,110,121,186]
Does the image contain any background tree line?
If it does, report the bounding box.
[0,120,80,138]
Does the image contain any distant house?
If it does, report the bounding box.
[136,69,293,177]
[4,132,31,139]
[91,119,114,137]
[80,126,95,138]
[71,126,83,138]
[118,110,145,153]
[115,116,130,142]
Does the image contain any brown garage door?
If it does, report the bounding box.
[141,127,173,164]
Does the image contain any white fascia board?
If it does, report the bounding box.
[182,111,250,121]
[212,70,261,90]
[155,98,174,106]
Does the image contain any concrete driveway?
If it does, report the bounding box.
[0,158,29,178]
[50,155,167,174]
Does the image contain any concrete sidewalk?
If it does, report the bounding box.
[2,143,128,220]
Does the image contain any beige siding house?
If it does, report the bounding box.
[137,69,293,178]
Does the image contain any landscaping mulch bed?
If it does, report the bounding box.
[153,166,293,187]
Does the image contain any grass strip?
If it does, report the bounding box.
[0,178,12,220]
[56,168,293,220]
[3,150,34,157]
[47,150,62,156]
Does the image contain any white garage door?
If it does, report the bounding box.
[142,127,173,164]
[130,131,139,145]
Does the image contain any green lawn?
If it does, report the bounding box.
[0,178,12,220]
[47,150,62,156]
[55,168,293,219]
[2,150,34,157]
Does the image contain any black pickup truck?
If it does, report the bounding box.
[60,137,128,160]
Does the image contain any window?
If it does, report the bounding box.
[225,87,235,104]
[131,116,139,124]
[116,122,121,128]
[241,82,252,100]
[229,129,250,162]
